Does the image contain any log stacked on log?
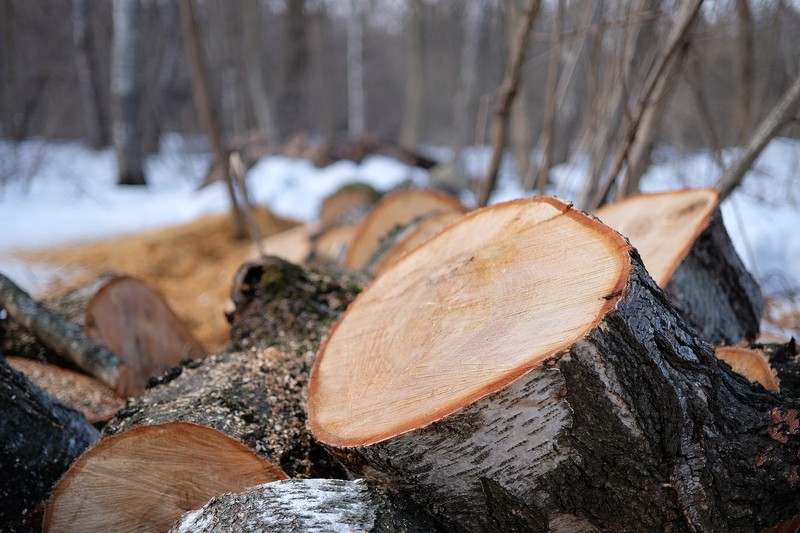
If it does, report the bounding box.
[308,198,800,531]
[593,188,762,345]
[0,273,206,397]
[43,258,367,531]
[716,346,781,392]
[1,355,98,531]
[169,479,436,532]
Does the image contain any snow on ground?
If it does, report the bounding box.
[1,135,798,312]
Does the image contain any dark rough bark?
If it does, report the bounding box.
[665,209,763,345]
[0,355,99,532]
[324,254,800,532]
[170,479,439,532]
[105,257,364,478]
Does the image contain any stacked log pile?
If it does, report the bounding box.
[2,190,799,532]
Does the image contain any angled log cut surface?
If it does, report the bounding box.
[593,188,763,344]
[715,346,780,392]
[43,422,287,533]
[345,189,466,270]
[251,224,314,264]
[312,197,629,446]
[309,197,800,531]
[84,275,206,396]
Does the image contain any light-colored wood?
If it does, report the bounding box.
[6,357,124,423]
[715,346,780,392]
[43,422,287,533]
[310,197,630,446]
[593,188,717,287]
[249,223,314,264]
[311,224,359,265]
[85,276,206,396]
[345,189,466,270]
[319,183,380,228]
[372,209,465,275]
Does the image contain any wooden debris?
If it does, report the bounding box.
[309,197,800,531]
[594,188,763,344]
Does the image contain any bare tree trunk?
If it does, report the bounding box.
[281,0,308,136]
[477,0,541,207]
[716,68,800,201]
[454,2,485,148]
[0,0,16,139]
[735,0,754,144]
[111,0,146,186]
[347,0,366,138]
[243,0,279,144]
[505,0,533,185]
[399,0,423,151]
[591,0,703,210]
[530,0,564,193]
[177,0,245,239]
[72,0,107,148]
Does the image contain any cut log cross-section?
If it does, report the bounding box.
[593,188,762,345]
[345,189,466,270]
[309,198,800,531]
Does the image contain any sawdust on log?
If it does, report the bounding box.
[19,208,296,352]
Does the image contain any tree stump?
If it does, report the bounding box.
[1,355,98,531]
[170,479,437,532]
[345,189,466,270]
[309,197,800,532]
[593,188,762,345]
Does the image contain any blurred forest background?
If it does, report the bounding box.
[1,0,799,203]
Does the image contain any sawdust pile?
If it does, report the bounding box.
[22,208,296,352]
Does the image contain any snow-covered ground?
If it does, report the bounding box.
[1,135,798,333]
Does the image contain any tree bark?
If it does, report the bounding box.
[735,0,755,144]
[400,0,423,151]
[72,0,107,148]
[111,0,146,186]
[347,0,366,137]
[242,0,279,144]
[1,355,98,532]
[170,479,438,532]
[309,197,799,531]
[177,0,245,239]
[477,0,541,207]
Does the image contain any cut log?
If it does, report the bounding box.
[345,189,467,270]
[0,273,206,397]
[319,182,381,228]
[309,197,800,531]
[369,209,465,276]
[593,188,762,344]
[169,479,438,532]
[6,356,124,424]
[309,224,359,266]
[43,422,287,533]
[716,346,780,392]
[249,223,314,264]
[1,355,98,531]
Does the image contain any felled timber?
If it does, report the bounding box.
[1,355,98,531]
[345,189,466,270]
[169,479,438,533]
[43,422,287,533]
[319,182,381,228]
[6,356,124,424]
[309,224,359,267]
[593,188,762,345]
[309,197,800,532]
[0,273,205,397]
[715,346,780,392]
[754,339,800,397]
[249,224,314,264]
